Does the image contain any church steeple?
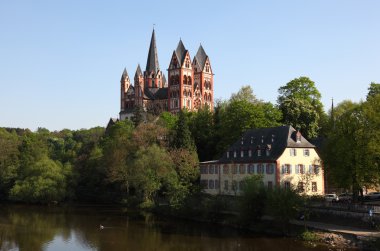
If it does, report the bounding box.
[146,29,160,73]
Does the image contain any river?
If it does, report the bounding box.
[0,204,343,251]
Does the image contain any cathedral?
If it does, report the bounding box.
[119,29,214,120]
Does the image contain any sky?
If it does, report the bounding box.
[0,1,379,131]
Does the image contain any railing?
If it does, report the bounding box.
[311,202,380,214]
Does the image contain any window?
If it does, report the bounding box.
[209,165,214,174]
[248,164,255,174]
[314,165,320,175]
[223,165,229,174]
[250,137,254,144]
[232,165,238,174]
[200,166,207,174]
[209,180,214,189]
[299,164,305,174]
[248,150,252,157]
[215,180,220,189]
[239,165,246,174]
[232,180,237,192]
[282,164,292,174]
[234,151,237,158]
[312,182,317,192]
[257,149,261,156]
[227,152,230,158]
[266,149,270,156]
[241,137,244,145]
[290,148,297,156]
[303,149,310,157]
[257,164,264,174]
[284,181,291,190]
[266,164,274,174]
[297,182,304,192]
[224,180,229,191]
[215,165,219,174]
[240,150,244,157]
[268,181,273,190]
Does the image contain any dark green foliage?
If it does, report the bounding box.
[278,76,324,139]
[173,110,196,151]
[132,105,145,126]
[367,82,380,100]
[239,175,267,223]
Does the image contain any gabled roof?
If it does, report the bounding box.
[126,85,135,95]
[218,125,316,163]
[144,87,168,100]
[145,29,160,73]
[175,39,187,66]
[194,45,208,70]
[121,68,129,81]
[135,64,143,78]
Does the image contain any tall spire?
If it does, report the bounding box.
[146,29,160,73]
[194,44,208,69]
[135,64,143,78]
[121,67,129,81]
[175,39,187,65]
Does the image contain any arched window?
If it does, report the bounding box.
[208,93,212,101]
[183,75,187,85]
[183,90,187,96]
[188,76,192,85]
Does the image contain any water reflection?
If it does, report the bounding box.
[0,205,337,251]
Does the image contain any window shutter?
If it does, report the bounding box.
[315,165,319,175]
[295,165,299,174]
[289,165,292,174]
[309,165,312,174]
[281,165,285,174]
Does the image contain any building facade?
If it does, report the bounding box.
[119,30,214,120]
[200,126,325,196]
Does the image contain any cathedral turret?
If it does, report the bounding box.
[134,64,144,106]
[120,68,130,112]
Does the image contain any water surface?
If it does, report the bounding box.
[0,205,340,251]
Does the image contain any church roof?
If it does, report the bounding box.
[194,45,208,70]
[175,39,187,65]
[143,87,168,101]
[162,74,167,87]
[145,29,160,73]
[218,125,316,163]
[135,64,143,78]
[121,68,129,81]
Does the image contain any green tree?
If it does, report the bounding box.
[173,110,196,151]
[266,187,301,234]
[132,105,145,127]
[278,76,324,139]
[239,175,266,223]
[367,82,380,100]
[0,128,20,199]
[230,85,260,104]
[10,157,66,203]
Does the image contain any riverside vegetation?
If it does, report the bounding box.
[0,78,379,233]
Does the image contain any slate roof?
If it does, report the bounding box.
[121,68,129,81]
[126,85,135,95]
[146,29,160,73]
[144,87,168,100]
[218,125,316,163]
[135,64,143,78]
[175,40,187,66]
[194,45,207,70]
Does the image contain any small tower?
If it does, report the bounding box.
[120,68,130,112]
[134,64,144,107]
[168,39,193,113]
[144,29,163,89]
[192,45,213,111]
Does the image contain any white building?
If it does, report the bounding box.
[199,126,324,196]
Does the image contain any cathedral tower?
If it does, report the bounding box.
[120,68,130,112]
[192,45,213,110]
[168,40,193,113]
[144,29,164,89]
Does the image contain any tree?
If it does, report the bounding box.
[239,175,266,223]
[367,82,380,100]
[10,157,66,203]
[173,110,196,151]
[230,85,260,104]
[278,76,324,139]
[132,105,145,127]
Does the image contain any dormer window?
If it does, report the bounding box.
[241,137,244,145]
[296,131,302,143]
[271,134,275,143]
[261,136,264,143]
[240,150,244,157]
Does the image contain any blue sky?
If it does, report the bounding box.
[0,1,379,131]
